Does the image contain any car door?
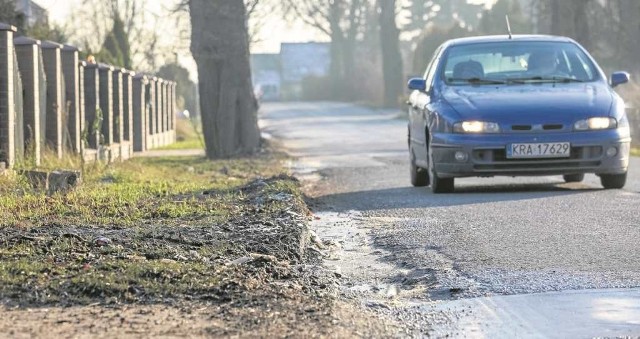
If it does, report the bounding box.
[411,49,443,165]
[409,59,433,162]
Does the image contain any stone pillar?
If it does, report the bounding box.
[98,64,114,146]
[14,36,43,165]
[171,82,177,142]
[111,68,124,145]
[61,44,81,154]
[122,70,133,158]
[162,80,171,145]
[147,77,157,149]
[0,24,18,167]
[41,40,65,159]
[77,61,85,151]
[83,63,100,149]
[132,74,147,152]
[156,79,164,146]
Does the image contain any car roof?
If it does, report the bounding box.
[445,35,576,47]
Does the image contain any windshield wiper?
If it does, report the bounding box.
[507,76,585,84]
[448,77,507,85]
[546,76,585,83]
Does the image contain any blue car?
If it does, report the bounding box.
[407,35,631,193]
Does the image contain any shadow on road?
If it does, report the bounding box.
[313,182,600,212]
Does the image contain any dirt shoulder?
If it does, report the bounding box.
[0,151,394,338]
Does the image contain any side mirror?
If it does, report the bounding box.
[611,71,630,88]
[408,78,427,91]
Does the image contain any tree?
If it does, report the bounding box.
[100,15,132,68]
[401,0,482,40]
[27,22,68,43]
[412,24,471,74]
[478,0,532,36]
[70,0,158,71]
[379,0,403,108]
[156,62,197,115]
[549,0,592,50]
[0,0,24,31]
[533,0,594,51]
[283,0,367,100]
[189,0,260,158]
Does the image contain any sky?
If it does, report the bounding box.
[36,0,317,54]
[38,0,498,53]
[34,0,497,80]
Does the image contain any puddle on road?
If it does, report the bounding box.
[423,288,640,338]
[311,211,418,301]
[311,210,640,338]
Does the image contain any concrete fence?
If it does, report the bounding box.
[0,22,178,168]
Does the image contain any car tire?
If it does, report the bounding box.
[410,152,429,187]
[428,144,454,194]
[563,174,585,183]
[601,172,627,189]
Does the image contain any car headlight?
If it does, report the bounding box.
[453,121,501,133]
[574,117,617,131]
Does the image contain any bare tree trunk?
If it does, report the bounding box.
[571,0,591,51]
[189,0,260,159]
[379,0,403,108]
[550,0,591,50]
[329,2,345,100]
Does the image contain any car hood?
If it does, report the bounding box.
[442,83,614,124]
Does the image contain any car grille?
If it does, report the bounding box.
[509,124,566,132]
[471,146,603,172]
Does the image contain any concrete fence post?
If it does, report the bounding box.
[83,63,100,150]
[171,82,177,142]
[111,67,124,161]
[0,23,17,167]
[112,68,124,144]
[147,76,157,149]
[121,70,133,158]
[77,61,86,155]
[61,44,81,154]
[41,40,65,159]
[14,36,44,166]
[98,64,114,150]
[132,74,147,152]
[163,80,169,145]
[155,79,164,146]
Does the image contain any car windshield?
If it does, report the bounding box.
[443,41,599,85]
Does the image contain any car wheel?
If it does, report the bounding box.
[428,145,454,194]
[600,172,627,189]
[410,151,429,187]
[563,174,585,183]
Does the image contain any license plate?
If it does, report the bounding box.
[507,142,571,159]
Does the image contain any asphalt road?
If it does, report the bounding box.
[260,102,640,338]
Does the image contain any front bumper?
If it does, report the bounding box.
[431,129,631,178]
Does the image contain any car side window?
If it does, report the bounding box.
[424,47,444,93]
[425,58,441,93]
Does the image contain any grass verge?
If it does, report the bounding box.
[0,153,322,307]
[0,150,397,337]
[158,118,204,150]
